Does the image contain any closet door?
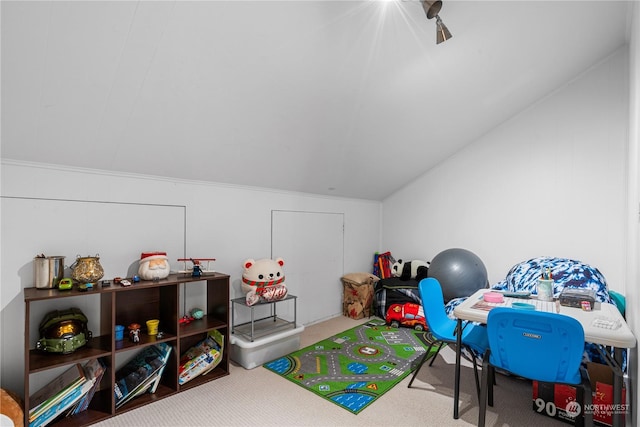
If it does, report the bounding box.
[271,210,344,325]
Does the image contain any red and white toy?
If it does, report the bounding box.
[241,258,289,306]
[138,251,170,281]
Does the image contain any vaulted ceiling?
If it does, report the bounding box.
[1,1,632,200]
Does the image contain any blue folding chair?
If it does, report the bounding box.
[478,307,593,427]
[408,278,489,414]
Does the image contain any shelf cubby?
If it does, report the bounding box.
[24,272,230,426]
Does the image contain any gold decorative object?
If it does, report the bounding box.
[71,254,104,284]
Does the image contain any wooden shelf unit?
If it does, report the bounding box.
[24,273,230,426]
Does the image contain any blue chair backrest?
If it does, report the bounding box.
[487,307,585,385]
[419,278,457,341]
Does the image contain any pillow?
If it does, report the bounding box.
[494,257,612,303]
[1,388,23,427]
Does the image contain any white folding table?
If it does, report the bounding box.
[453,289,636,426]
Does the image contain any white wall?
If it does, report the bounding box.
[0,162,381,394]
[626,2,640,424]
[382,48,629,292]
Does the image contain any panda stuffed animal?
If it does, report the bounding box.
[391,259,430,281]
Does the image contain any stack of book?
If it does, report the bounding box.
[113,342,172,409]
[178,330,224,385]
[29,358,106,427]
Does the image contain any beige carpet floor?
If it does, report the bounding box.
[95,315,570,426]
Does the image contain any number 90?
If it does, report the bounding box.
[534,398,557,416]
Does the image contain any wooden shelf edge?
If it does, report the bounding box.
[114,335,178,354]
[178,317,226,338]
[52,408,112,427]
[29,341,112,373]
[114,383,177,415]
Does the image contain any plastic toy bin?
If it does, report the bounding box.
[230,325,304,369]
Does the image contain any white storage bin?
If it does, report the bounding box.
[230,325,304,369]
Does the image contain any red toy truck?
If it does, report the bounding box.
[385,302,427,331]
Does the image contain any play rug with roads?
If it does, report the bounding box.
[263,318,436,414]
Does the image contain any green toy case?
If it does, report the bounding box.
[36,307,92,354]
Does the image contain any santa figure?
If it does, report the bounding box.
[138,251,170,281]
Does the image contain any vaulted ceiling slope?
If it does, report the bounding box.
[1,1,631,200]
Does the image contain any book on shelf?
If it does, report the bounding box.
[148,344,172,394]
[178,330,224,385]
[67,358,106,416]
[29,363,87,422]
[199,330,224,377]
[30,374,95,427]
[127,342,173,400]
[114,342,172,409]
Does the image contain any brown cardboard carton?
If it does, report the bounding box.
[586,362,627,426]
[532,362,627,426]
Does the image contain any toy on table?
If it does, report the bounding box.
[138,251,171,281]
[241,258,288,306]
[58,278,73,291]
[128,323,141,343]
[177,258,216,277]
[146,319,160,336]
[192,262,202,277]
[179,308,203,326]
[36,308,92,354]
[115,325,125,341]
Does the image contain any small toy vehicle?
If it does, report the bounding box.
[386,302,427,331]
[179,315,195,325]
[58,278,73,291]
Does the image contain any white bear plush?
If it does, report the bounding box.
[391,259,430,281]
[241,258,289,306]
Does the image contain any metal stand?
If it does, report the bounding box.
[231,294,297,342]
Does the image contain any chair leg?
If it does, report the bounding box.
[488,366,494,407]
[468,347,481,401]
[408,342,437,388]
[478,351,491,427]
[428,342,446,367]
[581,367,594,427]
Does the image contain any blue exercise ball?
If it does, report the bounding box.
[428,248,488,302]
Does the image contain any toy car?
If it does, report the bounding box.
[58,278,73,291]
[386,302,427,331]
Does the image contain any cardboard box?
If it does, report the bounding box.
[532,380,585,426]
[587,362,627,427]
[532,362,627,426]
[342,278,375,319]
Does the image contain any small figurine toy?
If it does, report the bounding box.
[191,259,202,278]
[128,323,141,343]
